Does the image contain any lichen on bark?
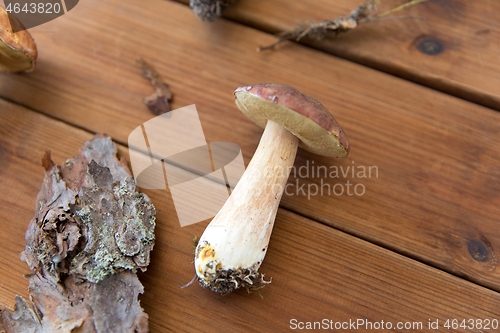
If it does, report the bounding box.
[0,134,156,333]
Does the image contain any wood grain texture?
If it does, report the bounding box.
[192,0,500,110]
[1,101,500,332]
[0,0,499,291]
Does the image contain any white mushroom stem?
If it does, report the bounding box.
[195,120,299,294]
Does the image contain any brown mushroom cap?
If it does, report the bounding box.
[234,83,350,157]
[0,6,37,72]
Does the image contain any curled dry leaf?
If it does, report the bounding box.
[0,134,156,333]
[137,59,173,115]
[0,5,37,72]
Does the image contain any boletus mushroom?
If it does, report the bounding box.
[194,83,350,295]
[0,6,37,72]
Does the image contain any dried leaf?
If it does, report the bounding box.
[137,59,173,115]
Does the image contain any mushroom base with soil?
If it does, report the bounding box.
[195,120,298,294]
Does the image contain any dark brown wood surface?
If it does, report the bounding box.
[0,0,499,331]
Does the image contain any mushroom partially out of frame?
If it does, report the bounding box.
[195,83,350,295]
[0,6,37,72]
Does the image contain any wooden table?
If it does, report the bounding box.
[1,0,499,331]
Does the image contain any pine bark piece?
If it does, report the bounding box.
[0,134,156,333]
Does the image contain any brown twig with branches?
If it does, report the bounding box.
[258,0,429,51]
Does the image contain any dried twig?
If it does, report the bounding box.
[378,0,429,17]
[190,0,237,22]
[137,58,173,115]
[258,0,429,51]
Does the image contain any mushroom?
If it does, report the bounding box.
[0,6,37,72]
[194,83,350,295]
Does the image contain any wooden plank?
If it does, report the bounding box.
[181,0,500,110]
[1,101,500,332]
[0,0,499,292]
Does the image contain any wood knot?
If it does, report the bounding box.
[415,36,444,56]
[467,239,489,262]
